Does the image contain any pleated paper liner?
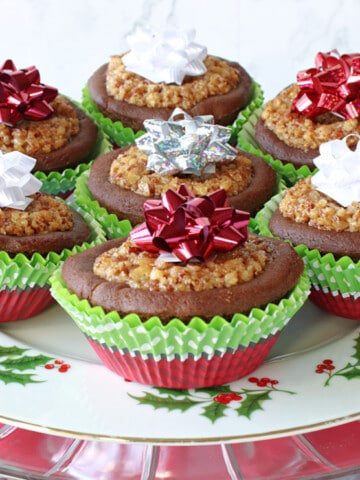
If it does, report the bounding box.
[230,81,264,143]
[255,192,360,321]
[34,121,112,199]
[50,268,310,388]
[236,106,313,186]
[81,81,264,148]
[81,86,144,147]
[0,206,106,323]
[74,170,132,239]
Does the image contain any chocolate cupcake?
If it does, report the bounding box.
[239,50,360,184]
[83,26,258,146]
[256,135,360,320]
[0,152,106,321]
[75,109,278,235]
[51,185,309,388]
[0,59,106,197]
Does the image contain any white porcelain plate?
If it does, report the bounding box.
[0,300,359,445]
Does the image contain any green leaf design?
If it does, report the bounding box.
[336,366,360,381]
[202,401,228,423]
[129,391,196,413]
[196,385,233,396]
[1,354,53,372]
[234,390,272,418]
[0,370,41,386]
[352,334,360,363]
[0,346,28,358]
[154,387,190,398]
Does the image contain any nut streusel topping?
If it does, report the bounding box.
[93,236,268,292]
[106,55,241,110]
[261,84,360,151]
[279,177,360,232]
[109,145,253,197]
[0,95,80,156]
[0,193,73,236]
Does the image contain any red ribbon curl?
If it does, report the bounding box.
[130,185,250,263]
[0,59,58,126]
[291,50,360,120]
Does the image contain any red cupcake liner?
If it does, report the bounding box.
[87,334,279,389]
[0,287,54,322]
[309,286,360,321]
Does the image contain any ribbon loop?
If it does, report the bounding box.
[136,108,237,176]
[131,185,250,263]
[312,134,360,206]
[0,59,58,127]
[0,151,42,210]
[122,26,207,85]
[292,50,360,119]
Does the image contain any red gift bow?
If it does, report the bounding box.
[291,50,360,119]
[0,59,58,126]
[130,184,250,263]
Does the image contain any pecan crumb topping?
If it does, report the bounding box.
[0,193,73,236]
[93,236,268,292]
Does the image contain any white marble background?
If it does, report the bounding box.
[1,0,359,102]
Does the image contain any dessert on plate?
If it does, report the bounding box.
[51,185,309,388]
[0,152,106,321]
[84,26,258,145]
[255,135,360,320]
[75,109,278,234]
[0,59,103,197]
[253,50,360,181]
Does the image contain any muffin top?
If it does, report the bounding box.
[109,144,253,198]
[106,54,241,110]
[0,192,73,236]
[278,176,360,232]
[261,50,360,152]
[94,235,268,292]
[261,84,360,152]
[0,95,80,156]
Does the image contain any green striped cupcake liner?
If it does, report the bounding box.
[0,204,106,291]
[73,169,132,239]
[255,191,360,297]
[82,86,145,147]
[50,266,310,359]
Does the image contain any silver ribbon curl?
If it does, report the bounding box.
[136,108,238,176]
[0,151,42,210]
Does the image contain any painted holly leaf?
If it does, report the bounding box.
[154,387,190,398]
[0,346,28,358]
[1,354,53,372]
[352,334,360,363]
[0,370,41,386]
[335,363,360,381]
[196,385,233,396]
[129,391,196,413]
[234,390,272,418]
[202,401,228,423]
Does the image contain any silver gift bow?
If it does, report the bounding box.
[136,108,238,176]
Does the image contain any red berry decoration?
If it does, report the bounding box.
[315,359,335,374]
[214,393,243,405]
[58,364,71,373]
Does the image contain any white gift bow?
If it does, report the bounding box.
[0,151,42,210]
[122,26,207,85]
